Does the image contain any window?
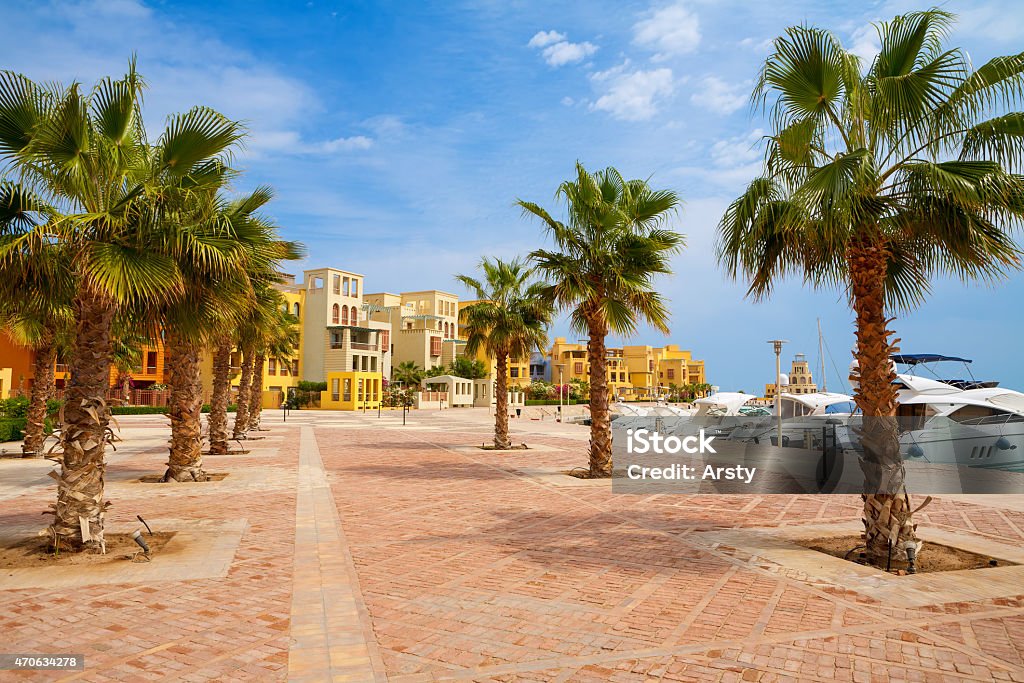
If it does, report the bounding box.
[292,360,299,375]
[510,367,519,378]
[343,277,350,296]
[667,368,674,380]
[341,305,349,326]
[361,356,368,372]
[357,379,364,401]
[381,330,389,351]
[370,357,377,372]
[331,378,340,401]
[268,359,277,375]
[649,360,654,372]
[333,274,341,294]
[352,279,358,297]
[444,322,450,338]
[574,362,584,375]
[430,336,442,356]
[332,304,340,324]
[146,351,157,373]
[293,302,300,317]
[343,378,351,402]
[280,360,289,376]
[352,356,359,371]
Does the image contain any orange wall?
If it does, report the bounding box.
[0,335,36,391]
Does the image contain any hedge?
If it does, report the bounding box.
[111,404,237,415]
[524,399,588,406]
[0,417,26,442]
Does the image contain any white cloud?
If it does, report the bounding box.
[561,96,575,106]
[710,129,764,169]
[527,30,566,48]
[633,2,701,60]
[249,131,373,156]
[541,40,598,67]
[690,76,747,115]
[591,63,675,121]
[848,24,880,67]
[528,29,598,67]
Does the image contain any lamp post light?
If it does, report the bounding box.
[768,339,788,448]
[558,366,564,422]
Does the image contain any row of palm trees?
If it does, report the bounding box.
[462,10,1024,564]
[0,63,302,551]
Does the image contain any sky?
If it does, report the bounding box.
[3,0,1024,392]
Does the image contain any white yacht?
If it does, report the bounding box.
[726,391,855,445]
[841,355,1024,471]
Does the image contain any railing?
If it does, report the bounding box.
[55,364,69,374]
[351,342,378,351]
[330,342,344,349]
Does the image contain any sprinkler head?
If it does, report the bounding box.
[131,529,151,555]
[904,540,917,574]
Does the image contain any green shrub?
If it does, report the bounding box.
[0,396,30,419]
[0,417,26,442]
[110,404,238,415]
[523,399,587,406]
[296,381,327,392]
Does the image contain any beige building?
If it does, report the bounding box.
[764,353,818,398]
[302,268,391,383]
[365,289,460,375]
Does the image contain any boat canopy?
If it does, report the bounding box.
[694,392,757,416]
[891,353,972,365]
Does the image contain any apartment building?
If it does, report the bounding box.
[365,289,459,375]
[302,268,391,382]
[549,337,709,399]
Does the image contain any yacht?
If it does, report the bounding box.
[841,355,1024,471]
[727,391,856,446]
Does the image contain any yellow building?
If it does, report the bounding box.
[549,337,632,397]
[365,289,458,375]
[321,371,382,411]
[549,338,709,399]
[456,301,531,388]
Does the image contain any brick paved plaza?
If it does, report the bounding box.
[2,409,1024,682]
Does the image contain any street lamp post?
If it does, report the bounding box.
[558,366,564,422]
[768,339,788,448]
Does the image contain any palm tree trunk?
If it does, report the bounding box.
[587,315,612,477]
[23,339,55,456]
[208,337,232,455]
[247,353,266,431]
[163,332,207,482]
[49,290,115,552]
[494,350,511,449]
[849,240,916,564]
[233,345,254,439]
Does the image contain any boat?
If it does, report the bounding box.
[727,391,856,445]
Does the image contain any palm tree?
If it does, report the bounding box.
[717,9,1024,562]
[248,306,300,432]
[520,163,683,476]
[392,360,425,388]
[0,65,243,550]
[206,191,302,453]
[0,183,71,455]
[457,257,552,449]
[231,285,283,440]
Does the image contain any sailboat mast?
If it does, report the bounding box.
[817,318,827,392]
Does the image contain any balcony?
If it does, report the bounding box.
[351,342,378,351]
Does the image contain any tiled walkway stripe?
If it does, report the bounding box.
[288,426,384,682]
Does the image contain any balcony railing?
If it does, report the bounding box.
[351,342,378,351]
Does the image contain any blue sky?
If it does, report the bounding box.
[3,0,1024,392]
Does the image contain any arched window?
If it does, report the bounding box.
[341,305,349,326]
[293,302,300,317]
[331,304,340,324]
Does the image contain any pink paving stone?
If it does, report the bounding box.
[1,410,1023,681]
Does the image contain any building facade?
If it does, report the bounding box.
[764,353,818,398]
[365,289,459,375]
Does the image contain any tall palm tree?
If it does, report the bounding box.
[520,163,683,477]
[392,360,425,388]
[248,305,301,432]
[205,190,302,453]
[232,285,284,439]
[0,183,71,455]
[0,65,243,550]
[457,257,552,449]
[717,9,1024,562]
